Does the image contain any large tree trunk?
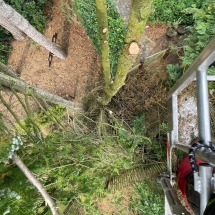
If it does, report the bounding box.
[0,0,66,60]
[0,14,26,40]
[96,0,111,86]
[101,0,153,105]
[12,153,60,215]
[0,70,83,109]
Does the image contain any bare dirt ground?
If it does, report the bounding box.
[8,0,102,104]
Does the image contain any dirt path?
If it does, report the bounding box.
[7,0,102,104]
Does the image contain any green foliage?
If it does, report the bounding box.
[0,29,13,64]
[0,108,165,214]
[149,0,203,24]
[209,81,215,90]
[35,105,66,126]
[131,114,147,135]
[0,167,43,214]
[73,0,126,76]
[0,188,20,215]
[0,111,8,135]
[0,116,136,214]
[16,105,66,135]
[0,0,50,64]
[181,1,215,68]
[34,129,134,213]
[130,114,166,162]
[0,111,11,163]
[129,180,164,215]
[167,64,183,88]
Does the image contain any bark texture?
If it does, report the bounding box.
[102,0,153,105]
[0,0,66,60]
[96,0,111,86]
[12,153,60,215]
[0,62,19,78]
[0,71,83,109]
[0,14,26,40]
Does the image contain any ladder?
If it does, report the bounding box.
[158,36,215,215]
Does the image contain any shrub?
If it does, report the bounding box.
[129,180,164,215]
[149,0,203,24]
[131,114,166,162]
[181,1,215,68]
[167,64,183,88]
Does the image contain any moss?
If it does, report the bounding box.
[102,0,153,105]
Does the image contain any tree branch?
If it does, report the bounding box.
[102,0,153,105]
[0,14,26,40]
[0,0,66,60]
[0,70,84,109]
[12,153,60,215]
[96,0,111,86]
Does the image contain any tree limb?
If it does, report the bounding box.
[96,0,111,86]
[0,0,66,60]
[0,62,19,78]
[0,14,26,40]
[12,153,60,215]
[102,0,153,105]
[0,71,84,109]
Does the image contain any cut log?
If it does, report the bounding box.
[128,42,140,55]
[0,71,84,109]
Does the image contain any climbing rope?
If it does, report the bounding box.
[189,140,215,173]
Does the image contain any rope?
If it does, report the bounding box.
[189,140,215,173]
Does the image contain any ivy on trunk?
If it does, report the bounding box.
[96,0,153,105]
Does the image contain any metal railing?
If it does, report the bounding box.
[162,36,215,215]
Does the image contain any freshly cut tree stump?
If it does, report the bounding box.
[128,42,140,55]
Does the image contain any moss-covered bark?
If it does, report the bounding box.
[0,71,83,109]
[0,62,19,78]
[96,0,111,86]
[102,0,153,105]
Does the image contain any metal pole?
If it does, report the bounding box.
[167,95,178,146]
[199,164,212,215]
[196,68,211,144]
[175,143,215,167]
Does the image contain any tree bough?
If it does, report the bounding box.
[100,0,153,105]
